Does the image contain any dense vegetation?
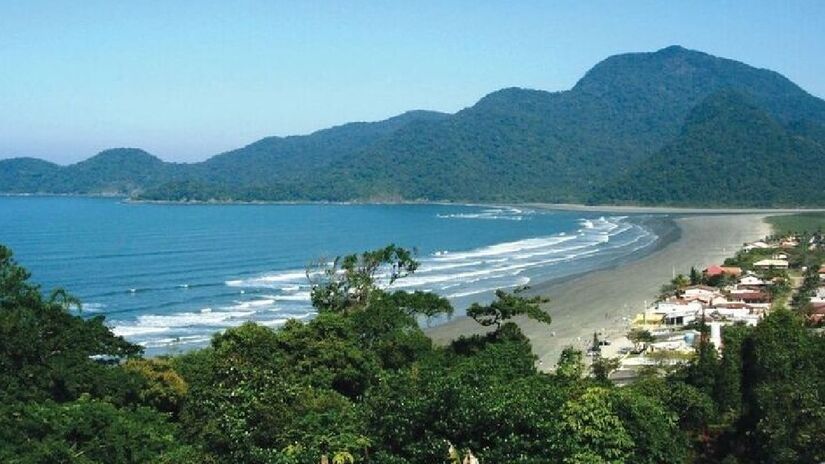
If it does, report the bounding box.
[766,212,825,235]
[2,242,825,463]
[3,46,825,206]
[592,90,825,206]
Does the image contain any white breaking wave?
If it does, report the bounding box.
[437,207,534,221]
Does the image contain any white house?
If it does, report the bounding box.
[753,259,789,270]
[743,241,772,251]
[662,309,698,326]
[739,275,767,286]
[683,285,722,302]
[654,300,704,315]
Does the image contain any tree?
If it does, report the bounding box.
[123,358,188,415]
[466,288,551,334]
[556,347,584,382]
[0,396,187,464]
[554,387,634,463]
[689,266,703,285]
[0,245,142,404]
[627,328,655,353]
[308,244,418,314]
[591,357,621,383]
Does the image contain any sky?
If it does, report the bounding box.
[2,1,824,164]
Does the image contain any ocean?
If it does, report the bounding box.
[0,197,661,354]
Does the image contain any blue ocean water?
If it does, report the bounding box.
[0,197,659,353]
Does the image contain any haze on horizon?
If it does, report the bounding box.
[2,1,824,164]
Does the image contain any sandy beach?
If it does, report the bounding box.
[425,213,773,370]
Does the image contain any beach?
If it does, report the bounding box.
[425,213,773,370]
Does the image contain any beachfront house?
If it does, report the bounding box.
[753,258,789,270]
[704,265,743,278]
[683,285,722,303]
[663,308,698,326]
[728,289,771,304]
[739,275,767,287]
[743,240,772,251]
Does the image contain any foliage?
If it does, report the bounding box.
[466,288,551,333]
[0,396,187,464]
[627,328,655,352]
[3,242,825,463]
[591,356,621,383]
[308,244,418,314]
[766,212,825,235]
[554,387,634,463]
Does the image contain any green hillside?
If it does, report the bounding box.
[592,90,825,206]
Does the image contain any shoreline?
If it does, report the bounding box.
[425,213,773,370]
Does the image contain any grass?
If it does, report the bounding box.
[766,212,825,236]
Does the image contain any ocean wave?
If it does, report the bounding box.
[437,207,534,221]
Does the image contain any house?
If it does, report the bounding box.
[662,308,698,326]
[753,259,789,270]
[819,266,825,280]
[739,275,767,287]
[680,285,722,304]
[779,238,799,248]
[653,300,704,315]
[743,241,772,251]
[704,265,742,278]
[728,289,771,304]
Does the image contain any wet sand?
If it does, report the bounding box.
[425,214,772,371]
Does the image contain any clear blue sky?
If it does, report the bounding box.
[2,1,824,163]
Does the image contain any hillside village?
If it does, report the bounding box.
[596,230,825,383]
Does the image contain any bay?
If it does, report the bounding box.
[0,196,660,354]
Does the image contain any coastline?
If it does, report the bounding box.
[425,213,772,371]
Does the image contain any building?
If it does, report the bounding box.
[753,259,789,270]
[739,275,767,287]
[743,240,772,251]
[704,265,743,278]
[728,289,771,304]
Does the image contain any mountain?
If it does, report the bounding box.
[0,148,182,195]
[0,158,60,192]
[591,90,825,206]
[3,46,825,205]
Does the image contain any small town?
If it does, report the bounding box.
[597,231,825,384]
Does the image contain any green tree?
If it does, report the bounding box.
[466,288,551,334]
[308,245,418,314]
[0,396,187,464]
[591,357,621,383]
[554,387,634,463]
[627,328,655,352]
[555,347,584,382]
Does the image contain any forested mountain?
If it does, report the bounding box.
[0,149,184,194]
[592,90,825,206]
[3,46,825,205]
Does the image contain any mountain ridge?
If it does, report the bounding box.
[3,45,825,205]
